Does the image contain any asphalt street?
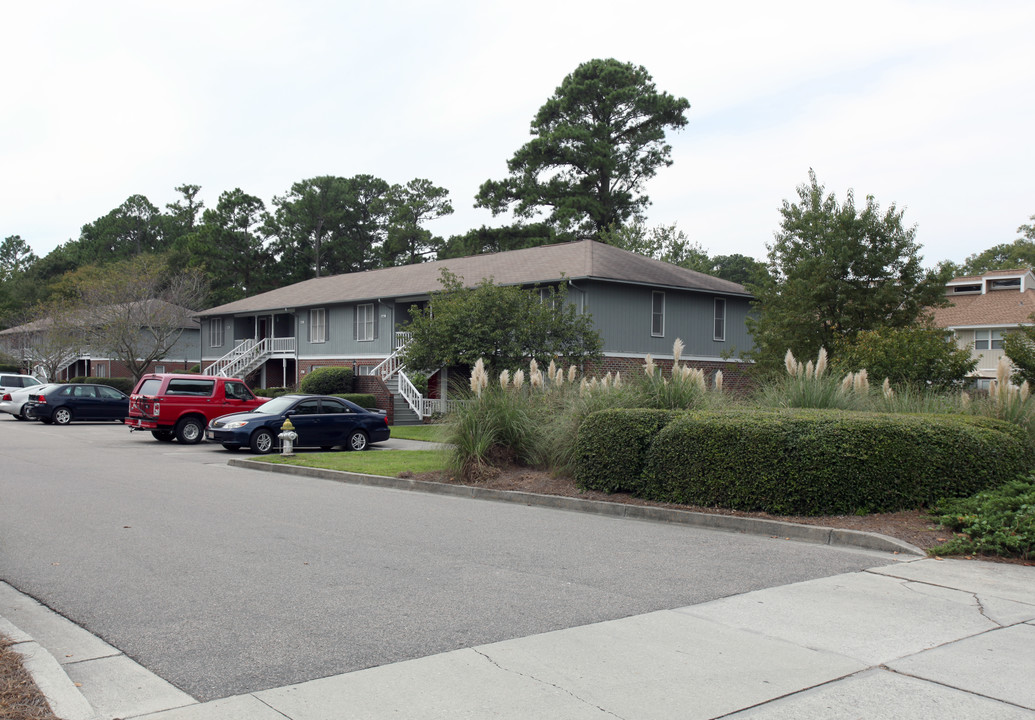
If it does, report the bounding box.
[0,417,902,702]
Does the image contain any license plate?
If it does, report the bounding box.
[205,430,214,440]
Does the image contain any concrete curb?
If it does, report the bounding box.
[2,622,97,720]
[227,459,925,556]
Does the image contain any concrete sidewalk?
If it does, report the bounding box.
[3,557,1034,719]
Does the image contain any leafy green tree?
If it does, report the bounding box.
[0,235,38,282]
[438,223,563,259]
[381,178,454,266]
[476,58,690,239]
[600,220,712,272]
[163,183,205,240]
[171,189,273,305]
[1002,319,1035,385]
[709,254,770,286]
[831,323,976,389]
[955,215,1035,275]
[748,170,945,372]
[78,194,167,260]
[401,270,603,372]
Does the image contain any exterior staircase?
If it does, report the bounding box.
[204,338,296,378]
[386,375,422,425]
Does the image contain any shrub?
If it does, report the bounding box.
[299,367,354,395]
[69,376,134,394]
[831,323,976,390]
[444,384,542,480]
[608,408,1035,515]
[574,409,681,493]
[332,393,377,409]
[932,475,1035,560]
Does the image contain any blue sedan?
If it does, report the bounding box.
[206,394,391,454]
[23,383,130,424]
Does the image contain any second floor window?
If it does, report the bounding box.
[714,298,726,341]
[355,303,377,341]
[974,329,1003,351]
[309,308,326,343]
[209,320,224,347]
[651,291,665,337]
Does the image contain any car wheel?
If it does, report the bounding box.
[14,414,26,421]
[221,443,241,451]
[347,430,369,451]
[151,430,175,442]
[250,429,275,454]
[175,417,204,444]
[53,407,73,425]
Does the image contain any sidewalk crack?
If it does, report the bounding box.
[473,649,627,719]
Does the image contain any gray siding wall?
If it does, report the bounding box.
[297,302,394,359]
[201,317,235,359]
[581,280,753,359]
[157,328,201,364]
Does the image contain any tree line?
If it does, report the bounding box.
[2,56,1034,389]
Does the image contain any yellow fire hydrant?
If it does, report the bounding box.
[279,418,298,456]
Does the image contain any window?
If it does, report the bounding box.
[154,365,165,374]
[713,298,726,341]
[225,381,253,400]
[166,379,215,396]
[974,330,1004,351]
[94,364,107,378]
[952,284,981,294]
[651,292,665,337]
[990,278,1021,290]
[355,303,377,342]
[97,386,123,400]
[309,308,326,343]
[209,319,224,348]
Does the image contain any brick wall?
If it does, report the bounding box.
[354,375,393,424]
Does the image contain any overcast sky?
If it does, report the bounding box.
[3,0,1033,269]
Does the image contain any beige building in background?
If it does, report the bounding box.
[930,268,1035,388]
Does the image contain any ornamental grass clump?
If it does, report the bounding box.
[632,339,722,410]
[970,357,1035,440]
[759,348,859,410]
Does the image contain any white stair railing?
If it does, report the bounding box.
[397,368,449,418]
[203,337,297,378]
[372,332,414,381]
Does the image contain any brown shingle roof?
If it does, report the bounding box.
[196,240,750,317]
[930,289,1035,327]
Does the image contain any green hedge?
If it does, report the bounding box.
[299,367,354,395]
[575,408,1035,515]
[575,409,681,493]
[332,393,377,409]
[68,376,135,394]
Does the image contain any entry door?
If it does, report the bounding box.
[258,316,271,341]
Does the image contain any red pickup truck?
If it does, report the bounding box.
[127,374,267,443]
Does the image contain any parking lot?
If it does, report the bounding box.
[0,416,901,702]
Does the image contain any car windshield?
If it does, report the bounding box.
[253,396,300,415]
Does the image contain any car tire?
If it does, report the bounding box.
[151,430,175,442]
[14,414,26,421]
[250,429,275,454]
[347,430,369,451]
[221,443,241,451]
[175,417,204,444]
[53,407,73,425]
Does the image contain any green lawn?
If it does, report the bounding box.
[259,449,446,476]
[388,424,447,442]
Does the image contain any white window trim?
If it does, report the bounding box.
[356,303,375,342]
[309,308,327,344]
[209,319,224,348]
[651,291,665,338]
[974,329,1004,351]
[713,298,726,342]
